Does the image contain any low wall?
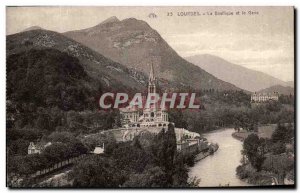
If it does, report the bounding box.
[102,127,201,143]
[30,154,88,178]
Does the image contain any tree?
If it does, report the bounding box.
[67,141,88,157]
[150,124,177,185]
[8,139,30,156]
[46,131,88,157]
[271,123,294,144]
[8,154,47,176]
[104,140,118,155]
[271,141,286,155]
[172,153,190,187]
[123,166,168,187]
[35,113,52,131]
[168,110,188,128]
[243,134,266,171]
[47,131,77,143]
[43,143,69,165]
[265,101,282,112]
[164,124,177,172]
[112,141,152,173]
[71,156,120,187]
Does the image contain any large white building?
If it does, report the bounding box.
[251,92,279,102]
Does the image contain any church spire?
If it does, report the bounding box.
[148,62,156,94]
[149,62,155,83]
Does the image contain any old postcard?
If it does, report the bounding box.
[6,6,295,188]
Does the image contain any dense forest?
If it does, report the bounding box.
[169,90,294,134]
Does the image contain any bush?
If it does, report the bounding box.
[271,142,286,155]
[236,165,249,179]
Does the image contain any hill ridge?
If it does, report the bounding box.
[186,54,289,92]
[63,17,241,91]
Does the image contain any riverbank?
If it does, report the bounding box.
[194,143,219,162]
[232,124,277,142]
[189,128,250,187]
[236,164,275,185]
[234,124,294,186]
[232,132,274,185]
[232,130,253,141]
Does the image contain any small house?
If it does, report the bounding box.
[28,142,52,154]
[92,143,105,154]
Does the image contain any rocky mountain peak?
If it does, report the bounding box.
[63,18,241,91]
[99,16,120,25]
[22,26,44,32]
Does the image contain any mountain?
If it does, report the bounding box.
[185,54,289,92]
[258,85,294,95]
[7,29,148,93]
[100,16,120,25]
[286,81,294,88]
[7,48,97,111]
[64,17,241,91]
[22,26,44,32]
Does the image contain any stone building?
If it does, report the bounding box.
[119,63,202,152]
[120,63,170,128]
[251,92,279,102]
[28,142,52,154]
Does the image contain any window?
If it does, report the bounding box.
[151,112,154,117]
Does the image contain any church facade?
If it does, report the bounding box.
[120,63,170,129]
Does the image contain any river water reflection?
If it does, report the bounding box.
[189,128,250,187]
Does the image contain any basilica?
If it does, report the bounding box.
[117,63,203,152]
[120,63,171,128]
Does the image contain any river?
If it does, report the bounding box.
[189,128,250,187]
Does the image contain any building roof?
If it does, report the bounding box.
[93,147,104,154]
[28,141,52,150]
[120,106,139,113]
[252,92,279,96]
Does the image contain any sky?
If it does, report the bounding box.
[6,6,294,81]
